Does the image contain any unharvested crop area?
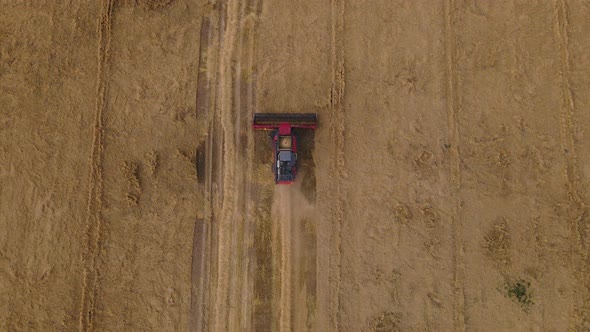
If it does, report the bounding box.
[1,1,589,331]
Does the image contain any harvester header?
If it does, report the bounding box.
[252,113,318,130]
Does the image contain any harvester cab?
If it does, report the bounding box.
[252,113,318,184]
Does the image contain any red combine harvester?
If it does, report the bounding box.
[253,113,318,184]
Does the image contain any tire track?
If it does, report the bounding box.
[208,8,225,330]
[189,5,226,330]
[287,175,318,332]
[237,1,262,330]
[211,0,244,331]
[221,1,263,329]
[79,0,114,331]
[190,0,250,330]
[189,13,215,332]
[246,1,276,331]
[228,0,247,325]
[272,203,283,332]
[271,181,315,332]
[272,181,316,332]
[329,0,345,330]
[274,187,293,332]
[443,0,466,331]
[553,0,590,328]
[228,0,258,329]
[554,0,583,206]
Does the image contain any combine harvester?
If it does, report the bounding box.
[252,113,318,184]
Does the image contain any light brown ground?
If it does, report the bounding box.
[1,1,589,331]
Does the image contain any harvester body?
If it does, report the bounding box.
[252,113,317,184]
